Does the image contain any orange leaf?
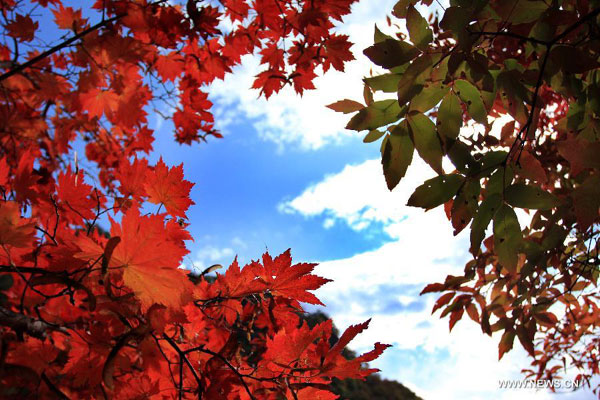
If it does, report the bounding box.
[0,201,35,248]
[109,208,191,310]
[144,158,194,218]
[80,88,119,119]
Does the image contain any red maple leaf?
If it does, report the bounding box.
[321,319,391,379]
[323,34,354,72]
[6,14,38,42]
[108,208,192,310]
[80,88,119,119]
[258,250,331,305]
[0,201,35,248]
[144,157,194,218]
[56,167,97,222]
[252,69,286,98]
[52,5,86,30]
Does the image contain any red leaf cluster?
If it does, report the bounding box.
[0,0,387,398]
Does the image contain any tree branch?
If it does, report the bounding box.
[0,306,67,339]
[162,334,204,398]
[0,14,122,84]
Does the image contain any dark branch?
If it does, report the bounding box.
[162,334,204,398]
[0,14,122,83]
[0,306,67,339]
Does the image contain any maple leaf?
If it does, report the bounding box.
[0,201,35,248]
[108,208,192,310]
[263,319,332,370]
[52,5,86,30]
[154,52,184,82]
[252,69,285,98]
[323,34,354,72]
[258,250,331,305]
[56,167,97,222]
[6,14,38,42]
[117,157,148,202]
[144,157,194,218]
[80,88,119,119]
[291,69,317,95]
[321,319,391,379]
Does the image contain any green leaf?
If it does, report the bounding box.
[363,129,386,143]
[326,99,364,114]
[374,24,393,43]
[454,79,487,124]
[447,140,475,173]
[406,5,433,50]
[491,0,548,24]
[493,204,522,273]
[0,274,13,291]
[487,166,514,194]
[407,113,444,174]
[363,39,420,69]
[392,0,418,18]
[451,178,481,235]
[410,84,449,113]
[505,184,560,210]
[346,99,402,131]
[364,73,403,93]
[397,53,435,105]
[475,151,508,178]
[470,193,501,255]
[407,174,464,210]
[437,92,462,139]
[382,121,414,190]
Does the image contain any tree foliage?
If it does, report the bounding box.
[335,0,600,393]
[0,0,389,398]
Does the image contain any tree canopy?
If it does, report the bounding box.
[0,0,390,398]
[333,0,600,393]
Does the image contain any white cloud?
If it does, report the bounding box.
[208,0,398,150]
[283,158,594,399]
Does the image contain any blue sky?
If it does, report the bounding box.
[144,1,597,399]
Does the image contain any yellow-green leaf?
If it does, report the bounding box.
[470,193,501,255]
[455,79,487,124]
[364,73,403,93]
[493,204,522,273]
[363,39,420,69]
[406,5,433,50]
[397,54,435,105]
[505,184,560,210]
[363,129,386,143]
[382,121,414,190]
[407,174,464,210]
[451,178,480,235]
[410,84,449,113]
[437,91,462,139]
[407,113,444,174]
[346,99,402,131]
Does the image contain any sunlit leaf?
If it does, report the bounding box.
[407,174,464,210]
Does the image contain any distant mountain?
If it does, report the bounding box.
[303,312,423,400]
